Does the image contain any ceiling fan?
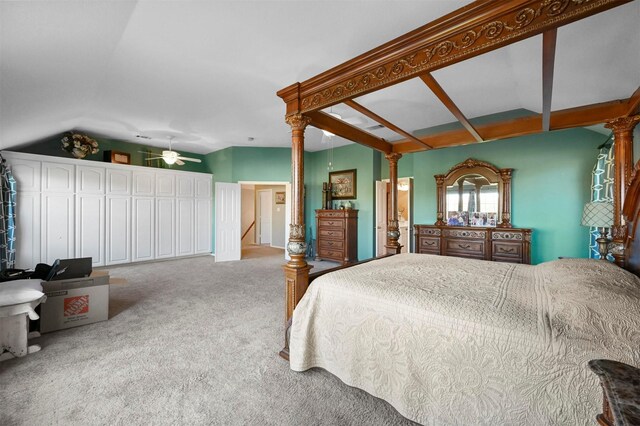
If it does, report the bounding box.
[143,137,201,166]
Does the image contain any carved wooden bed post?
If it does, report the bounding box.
[280,113,313,360]
[385,153,403,254]
[606,115,640,267]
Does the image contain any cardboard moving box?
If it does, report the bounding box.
[40,271,110,333]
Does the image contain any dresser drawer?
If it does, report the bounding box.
[317,248,344,260]
[318,228,344,239]
[419,237,440,253]
[445,238,485,258]
[319,239,344,250]
[318,218,344,228]
[492,241,523,263]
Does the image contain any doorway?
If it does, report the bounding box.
[238,181,291,260]
[257,189,272,245]
[375,177,413,256]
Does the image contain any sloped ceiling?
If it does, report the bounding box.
[1,1,638,154]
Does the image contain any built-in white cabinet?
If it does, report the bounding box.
[11,159,41,192]
[107,169,131,195]
[156,198,176,259]
[14,191,40,269]
[132,197,155,262]
[195,197,212,254]
[76,166,105,195]
[4,151,213,268]
[42,162,75,193]
[176,198,195,256]
[106,196,131,265]
[41,193,75,264]
[76,195,105,266]
[156,174,175,197]
[133,171,155,196]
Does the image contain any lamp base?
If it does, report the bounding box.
[596,227,611,260]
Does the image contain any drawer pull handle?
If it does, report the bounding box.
[327,221,334,225]
[426,241,435,246]
[327,241,333,246]
[499,247,515,253]
[327,232,333,235]
[458,244,471,249]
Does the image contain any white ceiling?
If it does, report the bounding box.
[1,1,638,154]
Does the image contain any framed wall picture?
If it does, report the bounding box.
[275,191,285,204]
[104,150,131,165]
[329,169,357,200]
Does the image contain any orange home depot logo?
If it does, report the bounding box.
[64,295,89,317]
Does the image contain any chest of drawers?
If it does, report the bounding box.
[315,209,358,264]
[415,225,532,264]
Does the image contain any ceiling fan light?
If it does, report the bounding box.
[162,150,178,165]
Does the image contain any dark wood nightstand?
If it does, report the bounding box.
[588,359,640,426]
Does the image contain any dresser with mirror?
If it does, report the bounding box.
[415,158,532,264]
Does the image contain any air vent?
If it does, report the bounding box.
[365,124,384,131]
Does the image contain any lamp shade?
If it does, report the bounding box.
[581,202,614,228]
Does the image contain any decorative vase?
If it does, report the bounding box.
[71,148,88,159]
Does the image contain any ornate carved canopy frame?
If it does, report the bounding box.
[435,158,512,228]
[276,0,639,359]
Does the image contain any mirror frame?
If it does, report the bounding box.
[434,158,512,228]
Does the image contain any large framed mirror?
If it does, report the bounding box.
[434,158,512,228]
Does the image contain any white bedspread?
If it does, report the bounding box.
[289,254,640,425]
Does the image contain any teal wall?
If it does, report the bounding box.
[305,144,380,261]
[409,128,602,263]
[16,133,209,173]
[203,128,603,262]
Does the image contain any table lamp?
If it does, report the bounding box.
[581,201,614,260]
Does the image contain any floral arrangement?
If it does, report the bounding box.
[61,132,99,159]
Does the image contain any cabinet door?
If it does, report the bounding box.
[76,195,105,266]
[10,159,41,192]
[106,169,132,195]
[195,175,212,198]
[176,198,194,256]
[176,175,194,197]
[194,198,212,254]
[133,171,155,196]
[41,193,75,263]
[132,197,155,262]
[15,191,41,268]
[42,162,75,193]
[156,174,175,197]
[106,196,131,265]
[155,198,175,259]
[76,166,105,195]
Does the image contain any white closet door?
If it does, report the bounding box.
[132,197,155,262]
[42,162,75,193]
[41,193,75,263]
[195,198,212,254]
[155,198,176,259]
[133,171,155,196]
[214,182,241,262]
[76,166,105,195]
[156,174,175,197]
[15,191,40,268]
[106,169,132,195]
[76,195,105,266]
[176,175,194,197]
[176,198,194,256]
[10,159,41,192]
[106,196,131,265]
[195,175,212,198]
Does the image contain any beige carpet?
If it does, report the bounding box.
[0,253,415,425]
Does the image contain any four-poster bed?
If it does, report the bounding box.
[277,0,640,423]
